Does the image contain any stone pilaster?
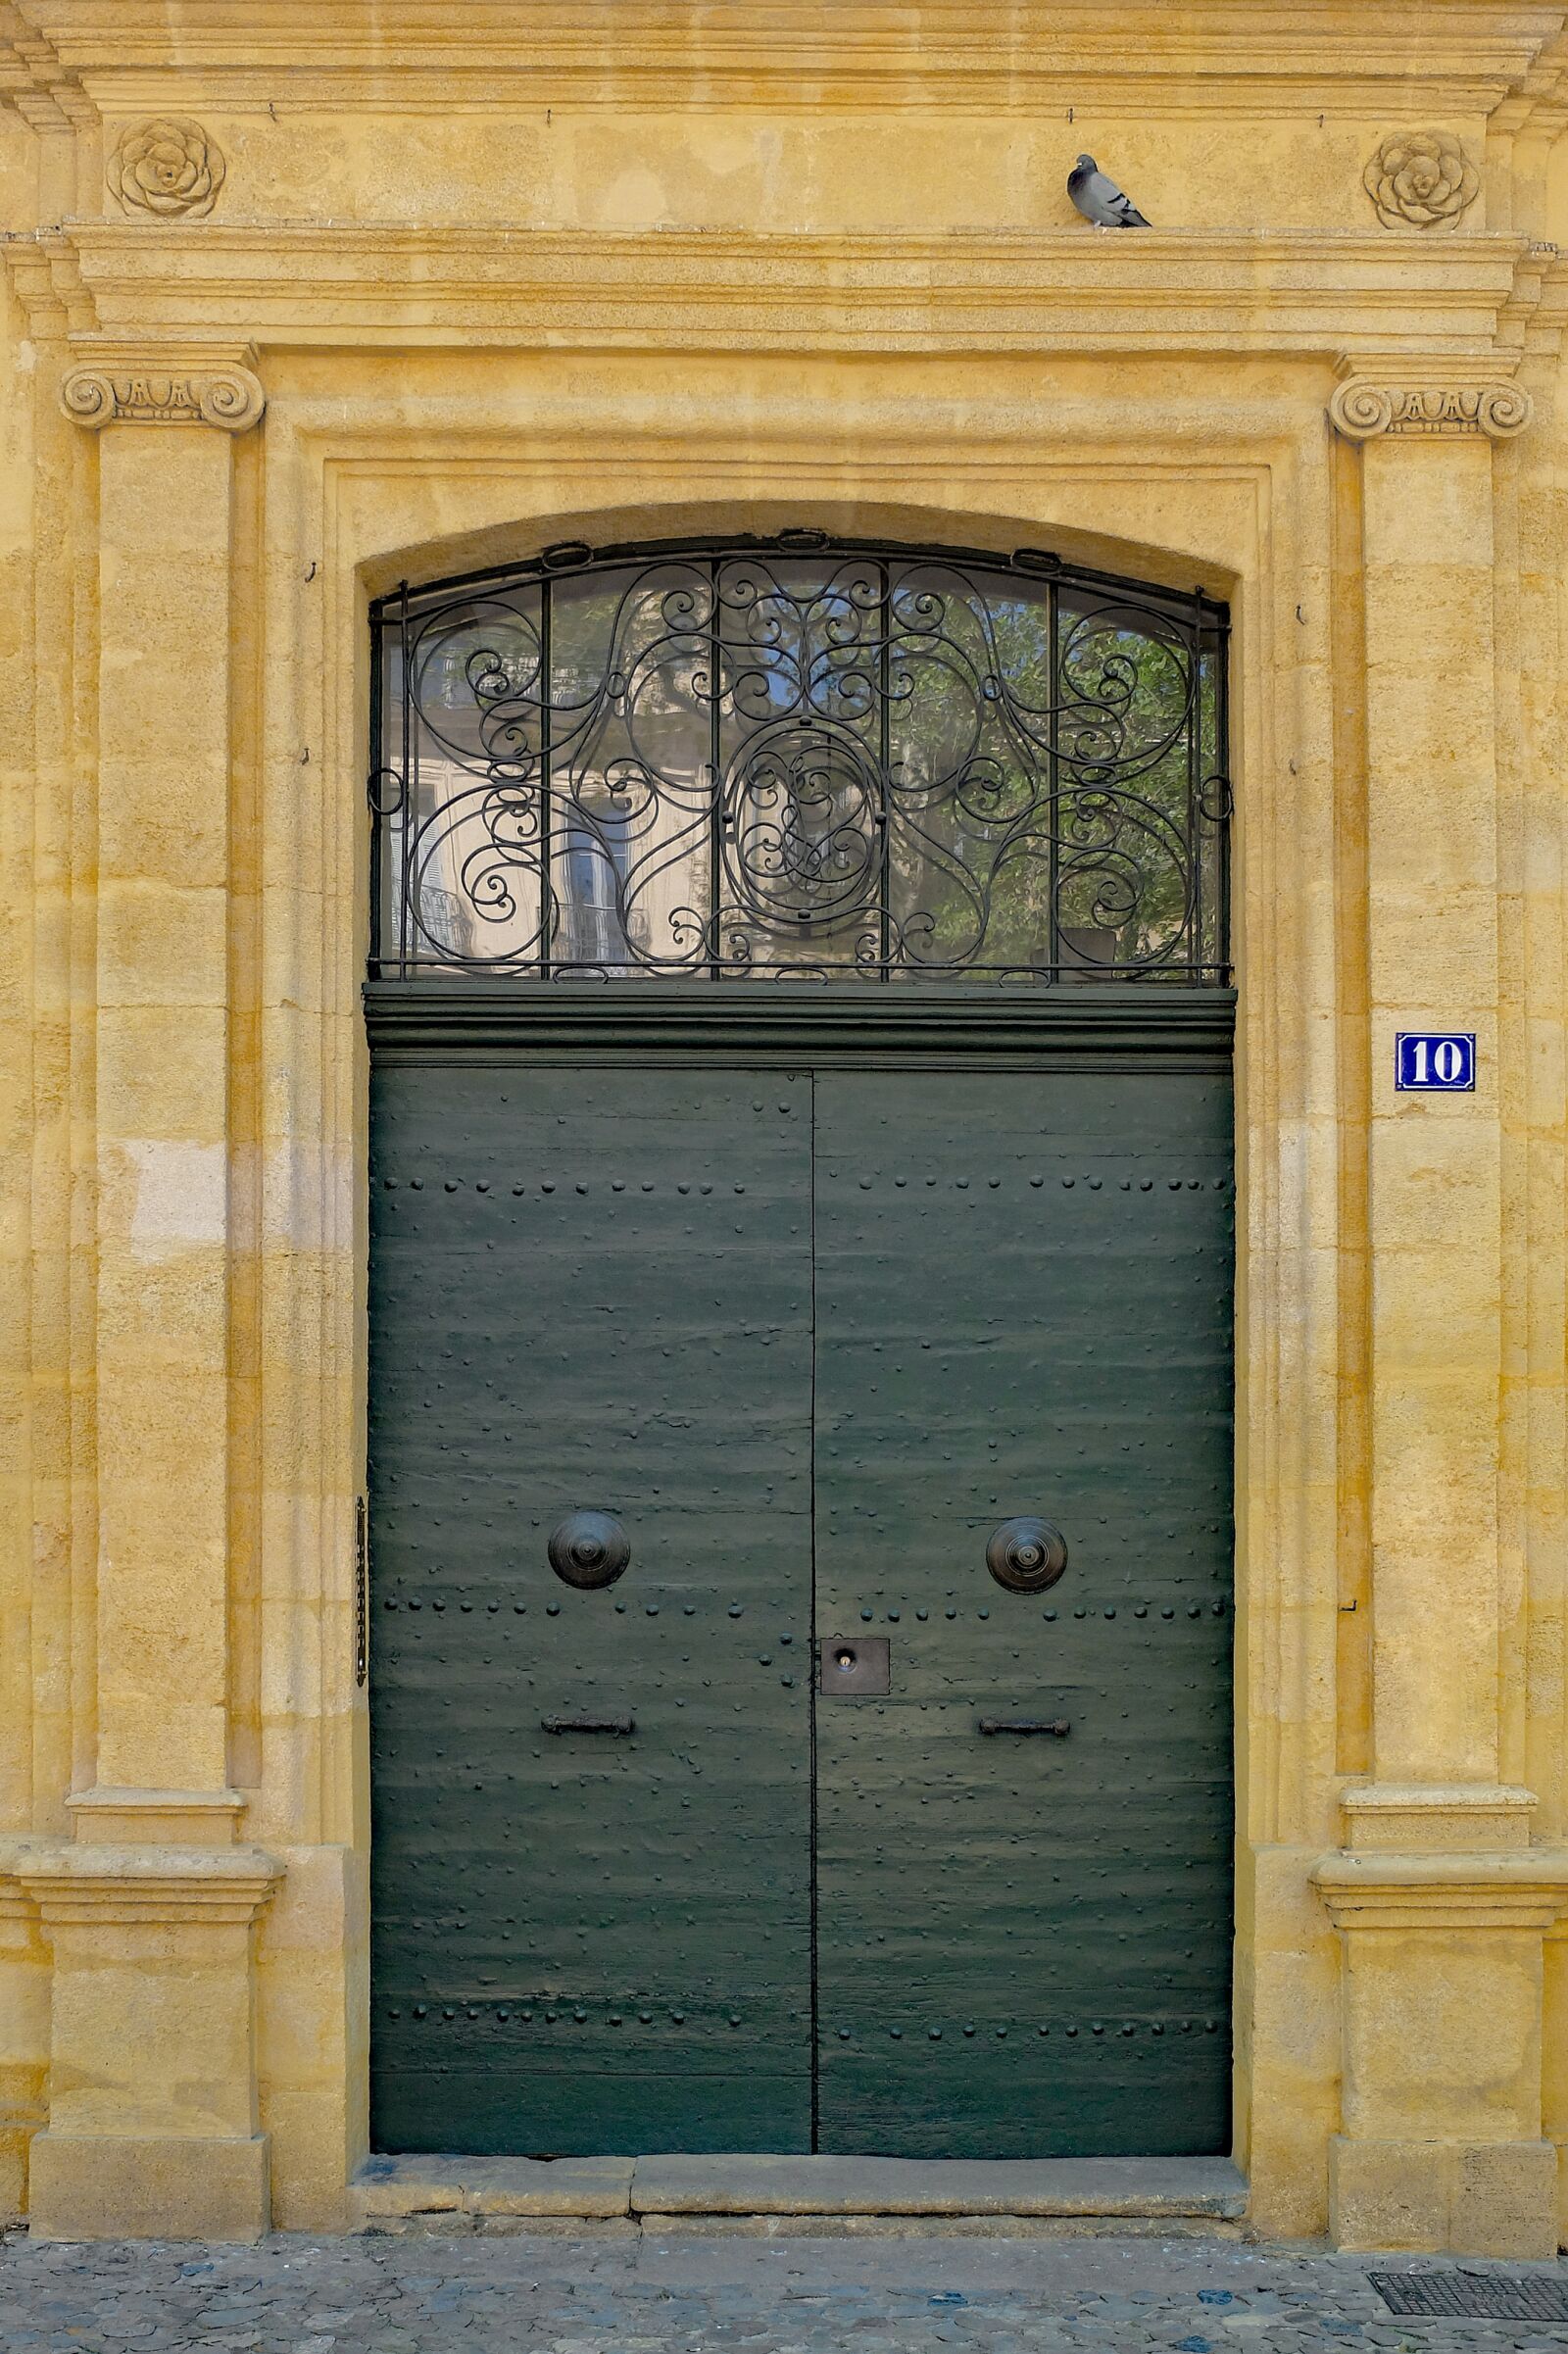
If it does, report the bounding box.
[27,351,280,2241]
[1329,361,1525,1806]
[64,347,264,1816]
[1322,361,1568,2257]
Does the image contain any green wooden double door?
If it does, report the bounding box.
[368,999,1235,2158]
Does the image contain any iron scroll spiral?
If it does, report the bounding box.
[370,538,1231,984]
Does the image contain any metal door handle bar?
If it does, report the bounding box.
[977,1717,1070,1737]
[541,1715,635,1736]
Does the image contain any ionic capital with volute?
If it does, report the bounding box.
[60,353,264,433]
[1329,365,1531,443]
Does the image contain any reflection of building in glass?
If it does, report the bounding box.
[376,553,1228,981]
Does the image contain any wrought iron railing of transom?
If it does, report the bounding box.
[368,533,1231,984]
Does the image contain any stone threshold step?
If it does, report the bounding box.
[353,2153,1246,2225]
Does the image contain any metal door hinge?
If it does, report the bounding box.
[355,1496,368,1689]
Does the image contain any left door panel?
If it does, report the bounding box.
[369,1065,815,2153]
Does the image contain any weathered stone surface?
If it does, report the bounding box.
[628,2155,1247,2218]
[2,2225,1568,2354]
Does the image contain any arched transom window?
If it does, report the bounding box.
[369,534,1230,983]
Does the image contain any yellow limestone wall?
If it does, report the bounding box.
[3,0,1568,2253]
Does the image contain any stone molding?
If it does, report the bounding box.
[66,1787,248,1845]
[2,5,1562,119]
[1313,1849,1568,1936]
[60,360,264,432]
[16,1845,282,1929]
[1329,373,1533,440]
[1340,1780,1538,1852]
[4,224,1543,360]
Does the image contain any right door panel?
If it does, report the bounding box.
[812,1066,1235,2157]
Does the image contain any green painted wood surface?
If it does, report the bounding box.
[368,1001,1233,2158]
[812,1071,1234,2155]
[369,1069,815,2153]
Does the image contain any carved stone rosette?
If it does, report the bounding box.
[1361,129,1479,230]
[60,364,266,434]
[1329,378,1532,443]
[106,117,226,220]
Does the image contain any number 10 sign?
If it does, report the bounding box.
[1396,1032,1476,1092]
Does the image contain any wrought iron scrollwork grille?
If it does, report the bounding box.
[368,533,1231,983]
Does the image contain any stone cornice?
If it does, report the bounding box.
[1313,1849,1568,1934]
[0,1,94,130]
[1,224,1543,361]
[5,3,1564,119]
[60,354,264,431]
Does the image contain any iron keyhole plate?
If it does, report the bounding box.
[817,1636,891,1694]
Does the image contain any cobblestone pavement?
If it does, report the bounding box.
[6,2226,1568,2353]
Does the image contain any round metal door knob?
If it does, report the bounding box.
[548,1510,631,1591]
[986,1516,1068,1594]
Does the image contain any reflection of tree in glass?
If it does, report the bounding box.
[384,549,1226,977]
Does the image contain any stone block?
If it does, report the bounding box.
[1452,2138,1559,2261]
[27,2130,270,2242]
[1329,2134,1559,2259]
[465,2156,635,2216]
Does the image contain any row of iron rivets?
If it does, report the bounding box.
[853,1602,1228,1623]
[384,2008,1223,2037]
[378,1176,1231,1195]
[383,1599,776,1617]
[845,2021,1224,2041]
[380,1598,1227,1622]
[389,2005,741,2026]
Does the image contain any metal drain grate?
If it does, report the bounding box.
[1370,2268,1568,2321]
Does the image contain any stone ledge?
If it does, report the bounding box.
[1313,1846,1568,1934]
[352,2154,634,2221]
[631,2154,1246,2217]
[15,1842,283,1927]
[351,2152,1246,2224]
[1339,1781,1540,1853]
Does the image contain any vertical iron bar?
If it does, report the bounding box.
[398,581,411,979]
[1188,603,1202,982]
[355,1496,368,1690]
[878,559,891,977]
[539,578,553,976]
[1216,610,1232,983]
[368,602,383,978]
[1047,574,1059,982]
[710,555,722,980]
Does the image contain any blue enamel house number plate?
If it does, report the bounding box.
[1396,1032,1476,1092]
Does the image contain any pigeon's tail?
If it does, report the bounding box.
[1117,202,1152,227]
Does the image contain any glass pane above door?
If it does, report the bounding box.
[370,536,1231,983]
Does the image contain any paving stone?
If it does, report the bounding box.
[5,2230,1568,2353]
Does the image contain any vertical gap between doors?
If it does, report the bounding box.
[808,1065,820,2152]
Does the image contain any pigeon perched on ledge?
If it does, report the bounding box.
[1068,154,1151,227]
